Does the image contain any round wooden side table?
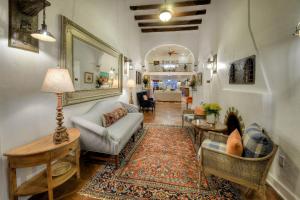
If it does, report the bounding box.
[191,119,227,150]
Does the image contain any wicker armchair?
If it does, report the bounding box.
[199,131,278,200]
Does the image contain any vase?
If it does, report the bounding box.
[206,113,216,124]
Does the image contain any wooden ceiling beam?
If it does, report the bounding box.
[141,26,199,33]
[135,10,206,20]
[138,19,202,27]
[130,0,211,10]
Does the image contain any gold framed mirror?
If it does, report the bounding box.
[60,16,123,106]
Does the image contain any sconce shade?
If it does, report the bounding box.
[41,68,75,93]
[127,79,136,88]
[31,26,56,42]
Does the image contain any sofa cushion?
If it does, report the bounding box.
[107,112,143,142]
[226,129,243,156]
[243,123,273,158]
[202,139,226,153]
[102,107,127,127]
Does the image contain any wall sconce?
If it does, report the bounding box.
[293,23,300,37]
[207,54,217,74]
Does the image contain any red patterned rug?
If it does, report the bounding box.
[79,124,239,199]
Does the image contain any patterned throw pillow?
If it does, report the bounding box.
[102,107,127,127]
[120,102,139,113]
[242,123,273,158]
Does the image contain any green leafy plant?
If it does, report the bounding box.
[203,103,222,115]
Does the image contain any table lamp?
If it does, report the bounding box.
[127,79,136,104]
[41,68,75,144]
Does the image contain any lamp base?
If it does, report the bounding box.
[53,127,69,145]
[129,91,134,104]
[53,93,69,145]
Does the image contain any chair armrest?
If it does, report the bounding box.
[200,146,274,186]
[204,131,228,143]
[71,117,108,137]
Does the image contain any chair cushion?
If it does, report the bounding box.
[183,114,195,122]
[202,139,226,153]
[102,107,127,127]
[143,95,148,100]
[243,123,273,158]
[226,129,243,156]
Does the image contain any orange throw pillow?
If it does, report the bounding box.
[194,106,205,115]
[226,129,243,156]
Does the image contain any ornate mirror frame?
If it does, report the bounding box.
[60,16,123,106]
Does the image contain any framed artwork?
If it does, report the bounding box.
[136,71,142,85]
[9,0,39,53]
[84,72,94,84]
[229,55,255,84]
[212,54,217,74]
[196,72,203,86]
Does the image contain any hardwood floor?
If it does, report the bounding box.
[30,102,283,200]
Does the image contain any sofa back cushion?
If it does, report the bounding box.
[102,107,127,127]
[226,129,243,156]
[243,123,273,158]
[81,101,123,124]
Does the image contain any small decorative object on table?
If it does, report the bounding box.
[203,103,221,125]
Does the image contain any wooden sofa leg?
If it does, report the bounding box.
[115,155,120,168]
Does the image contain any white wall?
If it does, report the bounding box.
[198,0,300,199]
[0,0,142,199]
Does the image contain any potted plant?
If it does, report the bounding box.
[203,103,222,124]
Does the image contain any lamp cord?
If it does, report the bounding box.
[43,0,46,25]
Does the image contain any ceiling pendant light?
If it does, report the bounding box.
[31,0,56,42]
[159,0,172,22]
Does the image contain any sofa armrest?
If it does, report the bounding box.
[71,117,108,137]
[120,102,139,113]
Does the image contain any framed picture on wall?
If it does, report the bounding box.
[136,71,142,85]
[196,72,203,86]
[84,72,94,84]
[8,0,41,53]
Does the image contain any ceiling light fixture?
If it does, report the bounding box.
[31,0,56,42]
[293,23,300,37]
[159,0,172,22]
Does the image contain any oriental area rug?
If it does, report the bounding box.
[79,124,239,199]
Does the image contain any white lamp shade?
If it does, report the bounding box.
[127,79,136,88]
[41,68,75,93]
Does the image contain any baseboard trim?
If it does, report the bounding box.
[267,174,300,200]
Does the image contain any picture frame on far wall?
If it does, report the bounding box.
[196,72,203,86]
[136,71,142,85]
[8,0,40,53]
[84,72,94,84]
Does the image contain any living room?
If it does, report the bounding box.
[1,0,300,200]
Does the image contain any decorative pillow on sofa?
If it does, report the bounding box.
[226,129,243,156]
[102,107,127,127]
[120,102,139,113]
[243,123,273,158]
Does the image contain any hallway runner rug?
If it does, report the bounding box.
[79,124,239,199]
